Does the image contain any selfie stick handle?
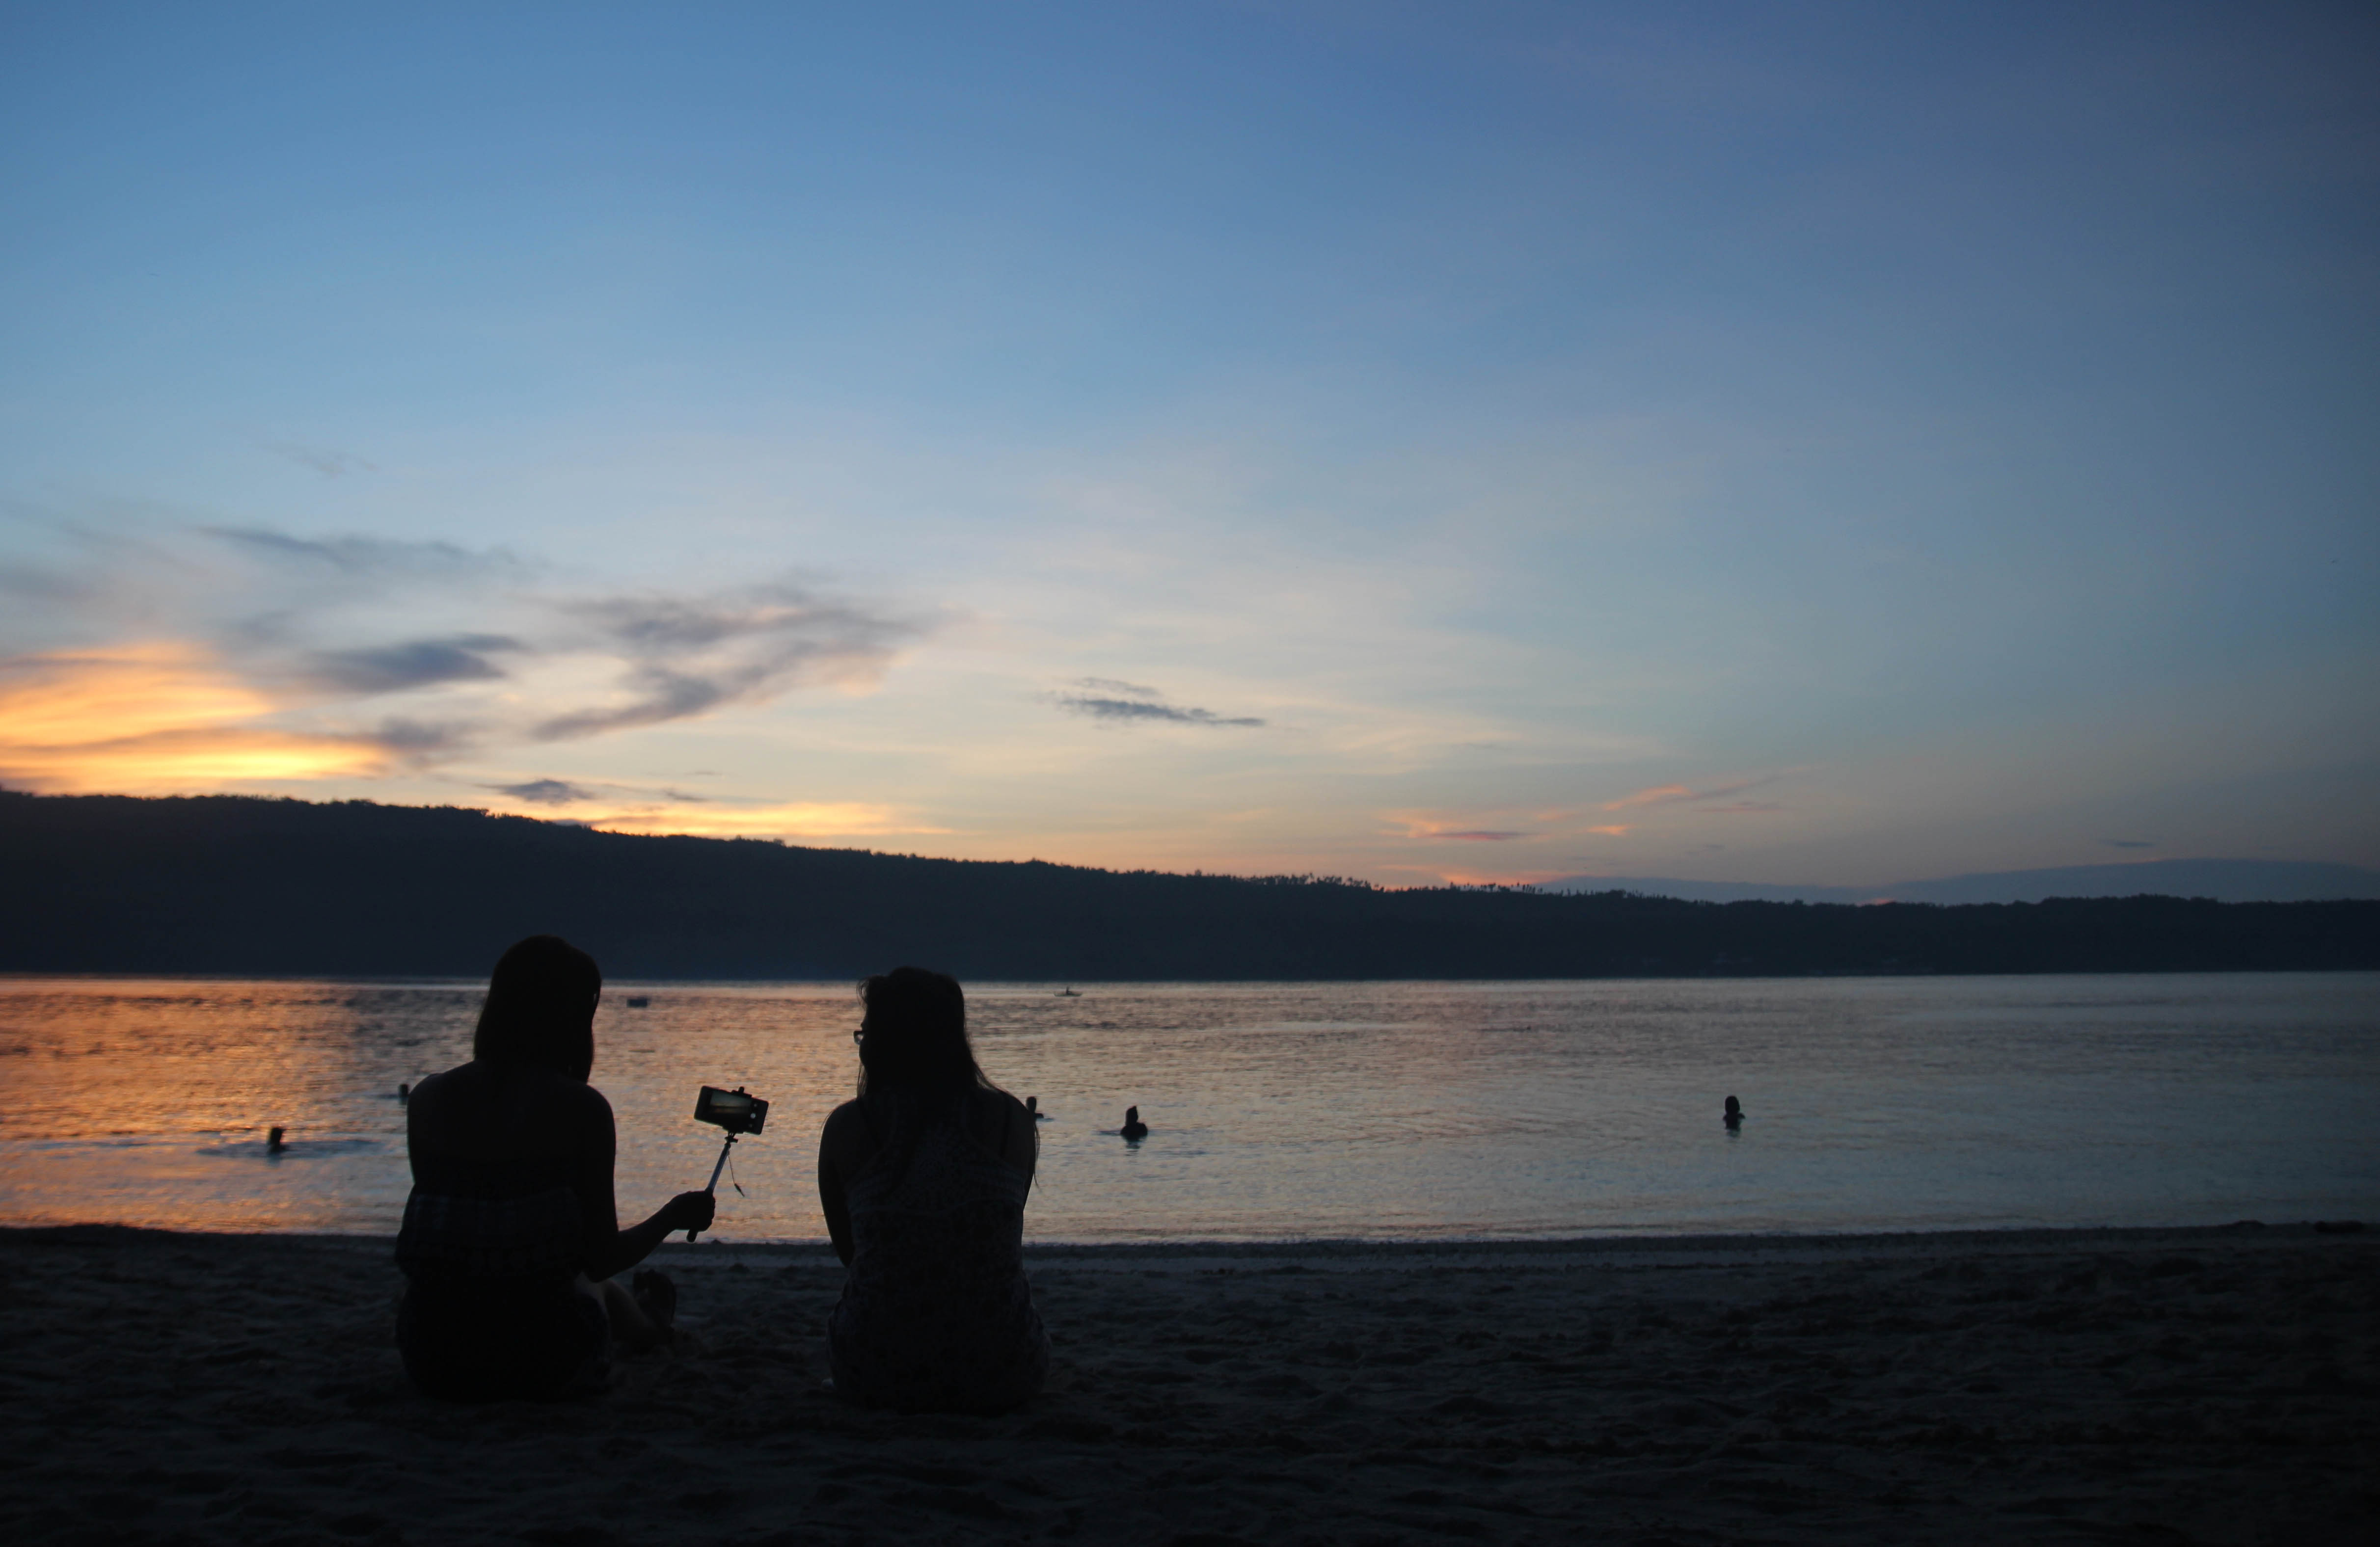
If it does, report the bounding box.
[686,1132,737,1242]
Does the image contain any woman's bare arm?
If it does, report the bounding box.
[818,1103,862,1266]
[577,1085,711,1280]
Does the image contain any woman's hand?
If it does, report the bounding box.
[660,1191,716,1234]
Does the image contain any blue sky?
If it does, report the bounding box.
[2,2,2375,884]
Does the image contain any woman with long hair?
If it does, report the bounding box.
[396,935,715,1400]
[818,966,1048,1412]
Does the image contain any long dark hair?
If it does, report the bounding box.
[473,935,600,1082]
[855,966,990,1095]
[852,967,1013,1181]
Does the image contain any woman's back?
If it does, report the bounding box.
[824,1086,1049,1412]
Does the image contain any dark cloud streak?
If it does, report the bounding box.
[1054,692,1264,727]
[491,778,594,805]
[301,635,525,695]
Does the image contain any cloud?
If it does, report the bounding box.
[367,717,477,757]
[268,443,377,478]
[1602,777,1770,811]
[535,584,920,741]
[300,635,525,695]
[491,778,595,805]
[2104,838,2156,849]
[1386,811,1533,841]
[200,526,524,582]
[1585,824,1633,836]
[1051,683,1264,727]
[1,521,931,791]
[1698,800,1784,814]
[586,801,947,839]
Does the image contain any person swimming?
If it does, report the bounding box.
[1723,1095,1744,1131]
[1120,1106,1149,1141]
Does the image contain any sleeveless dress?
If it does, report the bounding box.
[394,1154,607,1401]
[828,1101,1049,1413]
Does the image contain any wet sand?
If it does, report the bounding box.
[1,1222,2372,1545]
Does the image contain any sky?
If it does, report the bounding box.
[2,1,2375,887]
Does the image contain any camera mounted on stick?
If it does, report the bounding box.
[686,1085,768,1241]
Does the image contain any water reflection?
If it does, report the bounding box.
[0,973,2375,1239]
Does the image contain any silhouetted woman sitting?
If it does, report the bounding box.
[396,935,714,1400]
[818,967,1048,1413]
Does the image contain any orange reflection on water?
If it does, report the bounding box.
[0,979,871,1237]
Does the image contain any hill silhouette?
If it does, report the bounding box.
[1,792,2373,980]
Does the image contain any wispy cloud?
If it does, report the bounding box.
[1051,682,1264,727]
[1602,777,1770,811]
[2104,838,2156,849]
[1699,800,1783,814]
[267,443,378,478]
[1388,811,1534,841]
[200,525,524,582]
[535,584,920,741]
[1585,824,1633,836]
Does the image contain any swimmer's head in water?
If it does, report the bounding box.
[856,966,990,1094]
[1724,1095,1742,1115]
[475,935,600,1082]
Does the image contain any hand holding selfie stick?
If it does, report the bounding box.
[686,1085,768,1243]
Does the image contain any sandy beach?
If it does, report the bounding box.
[1,1222,2371,1546]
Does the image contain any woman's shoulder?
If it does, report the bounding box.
[820,1097,872,1160]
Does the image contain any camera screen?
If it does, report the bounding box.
[694,1085,768,1135]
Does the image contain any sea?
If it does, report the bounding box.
[1,973,2374,1242]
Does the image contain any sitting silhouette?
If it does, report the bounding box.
[1723,1095,1745,1132]
[396,935,712,1401]
[1121,1106,1149,1141]
[817,967,1048,1414]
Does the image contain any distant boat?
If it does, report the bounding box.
[1055,987,1080,998]
[625,996,650,1008]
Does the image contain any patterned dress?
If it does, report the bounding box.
[828,1104,1049,1413]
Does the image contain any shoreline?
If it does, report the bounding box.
[7,1218,2372,1544]
[6,1215,2358,1257]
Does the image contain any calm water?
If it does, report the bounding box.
[1,974,2375,1241]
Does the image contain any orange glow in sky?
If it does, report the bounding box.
[0,642,384,792]
[587,802,945,841]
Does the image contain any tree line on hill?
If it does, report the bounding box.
[1,792,2373,980]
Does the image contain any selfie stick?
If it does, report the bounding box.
[686,1131,738,1243]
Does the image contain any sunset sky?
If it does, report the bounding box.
[3,3,2375,885]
